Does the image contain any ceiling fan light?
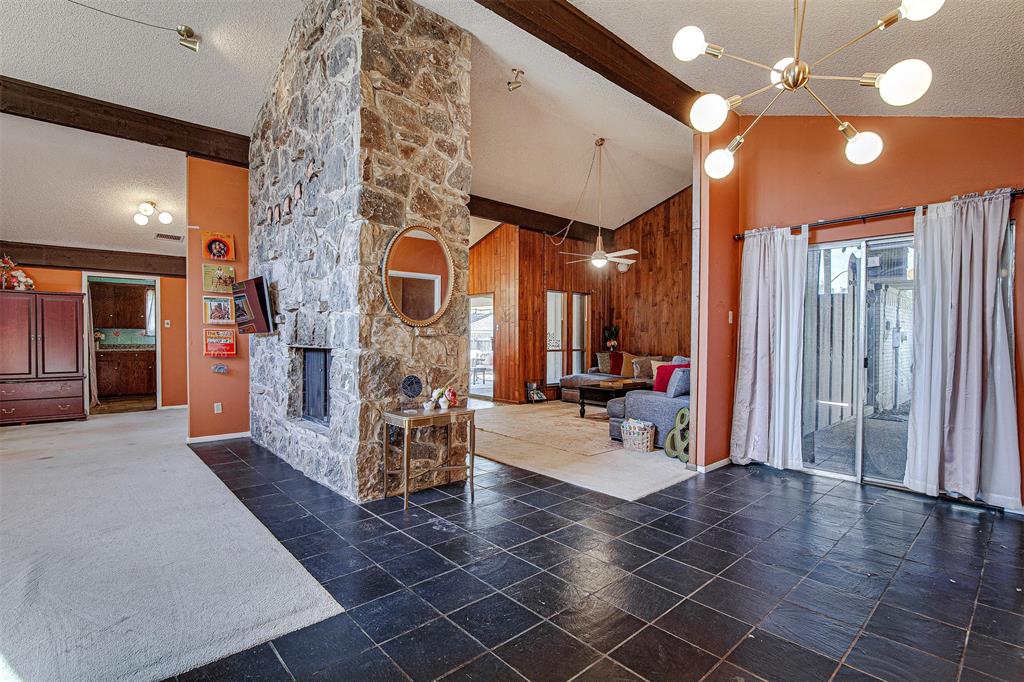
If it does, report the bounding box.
[770,58,794,89]
[704,148,735,179]
[591,250,609,268]
[158,211,173,224]
[845,131,884,165]
[672,26,707,62]
[138,201,156,216]
[690,93,730,133]
[878,59,932,106]
[616,262,630,273]
[133,213,150,226]
[898,0,945,21]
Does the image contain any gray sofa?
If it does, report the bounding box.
[608,356,691,448]
[559,355,671,403]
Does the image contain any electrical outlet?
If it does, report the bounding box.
[214,402,223,414]
[728,310,734,324]
[164,320,171,328]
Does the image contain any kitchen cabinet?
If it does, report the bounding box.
[89,283,150,329]
[96,351,156,396]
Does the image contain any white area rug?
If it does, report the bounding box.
[474,402,695,500]
[0,410,342,682]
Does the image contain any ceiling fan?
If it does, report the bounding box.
[552,138,638,273]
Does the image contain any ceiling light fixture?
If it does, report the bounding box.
[674,0,943,179]
[66,1,200,52]
[134,201,172,226]
[507,68,524,92]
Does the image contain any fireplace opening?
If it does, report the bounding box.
[302,348,331,426]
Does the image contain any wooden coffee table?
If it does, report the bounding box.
[577,382,646,418]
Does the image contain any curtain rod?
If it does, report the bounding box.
[732,188,1024,241]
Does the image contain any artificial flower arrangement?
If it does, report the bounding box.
[0,255,35,291]
[424,385,459,410]
[603,324,620,350]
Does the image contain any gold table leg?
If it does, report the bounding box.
[402,426,411,510]
[469,413,475,503]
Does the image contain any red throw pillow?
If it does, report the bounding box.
[608,352,623,375]
[654,363,690,392]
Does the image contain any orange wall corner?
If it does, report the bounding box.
[19,266,83,293]
[186,157,250,440]
[159,277,188,407]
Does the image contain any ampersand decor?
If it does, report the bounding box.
[663,406,690,462]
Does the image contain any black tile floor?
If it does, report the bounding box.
[170,438,1024,682]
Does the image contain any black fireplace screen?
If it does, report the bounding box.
[302,348,331,426]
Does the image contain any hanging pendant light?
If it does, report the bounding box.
[674,0,943,178]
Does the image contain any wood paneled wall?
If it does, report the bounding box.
[468,224,521,402]
[610,187,693,357]
[518,229,611,399]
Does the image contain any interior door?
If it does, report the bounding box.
[36,294,83,377]
[0,292,36,378]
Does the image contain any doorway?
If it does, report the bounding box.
[800,236,914,487]
[469,294,494,399]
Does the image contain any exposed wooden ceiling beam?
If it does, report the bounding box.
[0,76,249,167]
[469,194,606,244]
[473,0,699,128]
[1,241,186,278]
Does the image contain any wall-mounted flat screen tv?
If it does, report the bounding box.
[233,276,275,334]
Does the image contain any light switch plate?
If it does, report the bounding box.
[164,320,171,328]
[214,402,223,414]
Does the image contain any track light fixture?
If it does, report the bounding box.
[507,69,524,92]
[674,0,943,179]
[66,1,199,53]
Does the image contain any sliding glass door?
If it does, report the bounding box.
[469,295,495,398]
[800,236,915,487]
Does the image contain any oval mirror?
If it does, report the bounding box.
[382,225,454,326]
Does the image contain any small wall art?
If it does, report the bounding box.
[202,296,235,324]
[202,231,236,261]
[203,329,237,357]
[202,263,236,293]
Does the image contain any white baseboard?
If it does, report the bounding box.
[697,457,731,474]
[158,404,188,410]
[186,431,251,444]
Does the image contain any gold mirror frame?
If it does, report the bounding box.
[381,225,455,327]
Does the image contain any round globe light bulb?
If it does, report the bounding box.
[770,58,794,89]
[704,149,735,179]
[689,93,730,133]
[138,201,155,216]
[845,131,884,165]
[133,213,150,226]
[899,0,945,21]
[591,250,609,268]
[878,59,932,106]
[158,211,173,224]
[672,26,707,62]
[616,262,630,273]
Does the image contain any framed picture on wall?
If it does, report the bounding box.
[203,296,235,324]
[202,231,236,261]
[202,264,236,293]
[203,329,236,357]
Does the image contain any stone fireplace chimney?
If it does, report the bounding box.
[249,0,471,502]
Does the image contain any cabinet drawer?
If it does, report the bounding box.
[0,397,84,421]
[0,380,83,401]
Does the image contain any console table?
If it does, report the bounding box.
[382,405,476,509]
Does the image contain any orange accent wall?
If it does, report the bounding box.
[186,157,250,439]
[19,266,83,293]
[159,277,188,407]
[697,116,1024,481]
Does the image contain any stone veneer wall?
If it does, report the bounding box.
[249,0,471,502]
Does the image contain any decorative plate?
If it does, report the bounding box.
[400,375,423,399]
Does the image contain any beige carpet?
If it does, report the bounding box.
[0,410,342,682]
[474,402,695,500]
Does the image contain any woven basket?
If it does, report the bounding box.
[621,421,656,452]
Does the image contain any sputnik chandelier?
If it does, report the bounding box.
[674,0,943,179]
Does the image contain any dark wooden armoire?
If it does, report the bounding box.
[0,290,87,424]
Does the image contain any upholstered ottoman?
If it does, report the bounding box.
[607,397,626,441]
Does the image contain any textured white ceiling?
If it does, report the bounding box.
[0,0,303,134]
[417,0,692,230]
[0,114,187,256]
[572,0,1024,117]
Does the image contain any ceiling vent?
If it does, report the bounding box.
[154,232,184,242]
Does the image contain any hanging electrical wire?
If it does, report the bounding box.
[65,0,200,51]
[545,138,601,247]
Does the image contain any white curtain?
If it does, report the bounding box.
[731,226,808,469]
[905,191,1020,510]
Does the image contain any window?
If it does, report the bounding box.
[571,293,590,374]
[144,288,156,336]
[545,291,566,384]
[302,349,331,426]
